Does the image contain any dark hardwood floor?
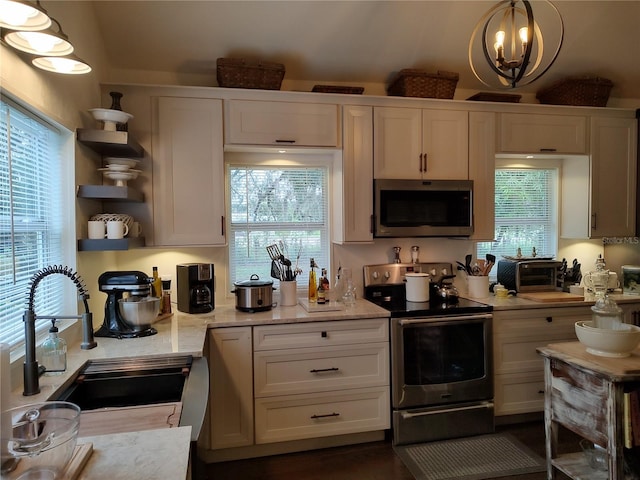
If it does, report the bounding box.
[205,421,579,480]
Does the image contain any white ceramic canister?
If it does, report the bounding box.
[405,272,430,302]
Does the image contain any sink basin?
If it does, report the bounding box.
[53,355,192,410]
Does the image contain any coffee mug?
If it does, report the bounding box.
[106,220,129,239]
[129,221,142,238]
[88,220,106,239]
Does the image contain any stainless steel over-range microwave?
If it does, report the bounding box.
[373,179,473,237]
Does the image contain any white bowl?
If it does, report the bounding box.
[575,320,640,357]
[89,108,133,131]
[104,157,140,168]
[103,164,131,172]
[102,169,140,186]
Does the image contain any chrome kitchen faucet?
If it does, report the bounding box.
[23,265,97,396]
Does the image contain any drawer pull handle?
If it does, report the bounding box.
[311,412,340,419]
[310,367,340,374]
[275,139,296,144]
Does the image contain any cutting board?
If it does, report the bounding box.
[299,297,345,312]
[518,292,584,302]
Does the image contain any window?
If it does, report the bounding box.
[477,159,559,270]
[227,153,330,289]
[0,97,74,348]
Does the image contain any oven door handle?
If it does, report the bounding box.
[398,313,492,325]
[400,402,494,419]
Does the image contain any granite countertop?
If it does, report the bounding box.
[466,292,640,311]
[77,427,192,480]
[200,298,391,328]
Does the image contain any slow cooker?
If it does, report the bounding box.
[232,274,275,312]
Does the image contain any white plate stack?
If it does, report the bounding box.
[99,157,141,187]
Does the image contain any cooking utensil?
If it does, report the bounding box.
[270,260,282,280]
[465,254,472,274]
[266,244,282,261]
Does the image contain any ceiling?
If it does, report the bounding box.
[88,1,640,101]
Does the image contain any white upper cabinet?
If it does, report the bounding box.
[589,115,637,238]
[373,107,468,180]
[498,113,587,154]
[468,111,496,241]
[152,96,226,246]
[333,105,374,244]
[225,100,340,147]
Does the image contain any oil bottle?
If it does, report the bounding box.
[308,258,318,303]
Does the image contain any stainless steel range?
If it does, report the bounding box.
[364,262,494,446]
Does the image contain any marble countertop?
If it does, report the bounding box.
[77,427,192,480]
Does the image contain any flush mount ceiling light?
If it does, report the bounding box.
[0,0,50,31]
[3,18,73,56]
[32,52,92,74]
[468,0,564,89]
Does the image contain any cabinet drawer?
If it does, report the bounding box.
[225,100,339,147]
[254,386,390,444]
[254,342,389,397]
[494,372,546,416]
[498,113,587,154]
[253,318,389,351]
[494,331,577,374]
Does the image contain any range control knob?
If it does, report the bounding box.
[384,271,391,280]
[372,271,379,280]
[430,269,437,276]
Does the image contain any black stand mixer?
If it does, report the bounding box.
[96,271,158,338]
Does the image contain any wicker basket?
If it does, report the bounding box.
[387,69,459,99]
[312,85,364,94]
[536,76,613,107]
[216,58,285,90]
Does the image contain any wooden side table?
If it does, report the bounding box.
[537,341,640,479]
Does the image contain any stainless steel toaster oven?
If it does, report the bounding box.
[496,259,562,292]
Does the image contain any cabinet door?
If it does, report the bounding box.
[590,116,637,238]
[421,109,468,180]
[373,107,422,179]
[469,111,495,241]
[209,327,254,449]
[152,97,225,246]
[225,100,339,147]
[334,105,373,243]
[498,113,587,154]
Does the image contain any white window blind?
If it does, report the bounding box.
[228,163,330,290]
[477,166,558,266]
[0,98,69,347]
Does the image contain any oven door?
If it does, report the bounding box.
[391,314,493,409]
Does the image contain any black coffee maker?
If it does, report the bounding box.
[96,271,157,338]
[177,263,214,313]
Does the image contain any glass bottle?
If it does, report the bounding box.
[41,319,66,374]
[308,258,318,303]
[161,279,172,314]
[152,266,162,298]
[333,269,345,303]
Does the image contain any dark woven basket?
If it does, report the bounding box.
[536,76,613,107]
[312,85,364,94]
[216,58,285,90]
[387,69,459,99]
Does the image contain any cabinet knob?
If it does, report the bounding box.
[546,316,553,323]
[321,331,328,338]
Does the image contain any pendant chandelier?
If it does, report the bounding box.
[469,0,563,89]
[1,0,91,74]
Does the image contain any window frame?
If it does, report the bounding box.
[0,94,76,354]
[225,151,333,293]
[477,157,561,274]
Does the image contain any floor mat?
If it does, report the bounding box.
[393,433,547,480]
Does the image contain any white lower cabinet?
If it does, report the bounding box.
[253,318,390,445]
[255,386,389,444]
[208,318,390,454]
[209,327,254,449]
[493,307,586,416]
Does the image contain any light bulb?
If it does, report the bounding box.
[0,1,31,27]
[519,27,529,44]
[495,30,505,48]
[20,31,59,53]
[0,0,50,30]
